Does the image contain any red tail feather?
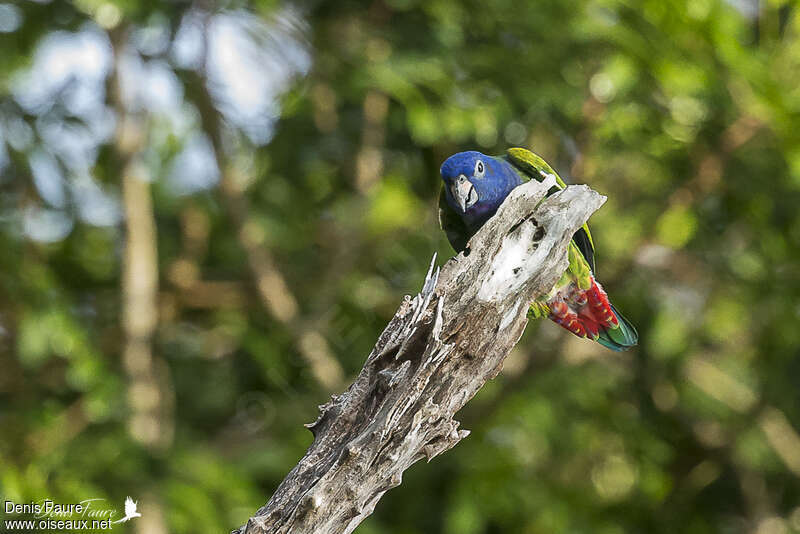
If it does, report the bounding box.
[549,300,589,338]
[586,280,619,329]
[577,312,601,339]
[546,278,618,340]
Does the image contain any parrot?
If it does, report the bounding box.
[438,147,638,351]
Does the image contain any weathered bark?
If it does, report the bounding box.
[233,177,606,534]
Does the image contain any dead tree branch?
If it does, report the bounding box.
[233,177,606,534]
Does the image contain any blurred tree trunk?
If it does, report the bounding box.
[234,179,606,534]
[111,29,174,452]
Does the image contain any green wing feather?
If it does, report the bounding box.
[504,148,596,272]
[505,147,567,188]
[571,227,596,273]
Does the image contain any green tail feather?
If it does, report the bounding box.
[596,304,638,351]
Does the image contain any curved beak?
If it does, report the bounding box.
[451,175,478,212]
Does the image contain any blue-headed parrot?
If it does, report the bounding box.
[438,148,638,351]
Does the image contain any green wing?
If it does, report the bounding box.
[505,147,566,188]
[505,148,638,351]
[438,187,471,252]
[504,147,596,272]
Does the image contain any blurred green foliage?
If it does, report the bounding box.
[2,0,800,533]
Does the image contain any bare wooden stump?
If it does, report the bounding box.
[233,177,606,534]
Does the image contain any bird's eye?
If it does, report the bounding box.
[475,160,485,177]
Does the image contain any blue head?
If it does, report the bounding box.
[440,151,523,230]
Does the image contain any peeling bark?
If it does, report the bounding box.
[233,179,606,534]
